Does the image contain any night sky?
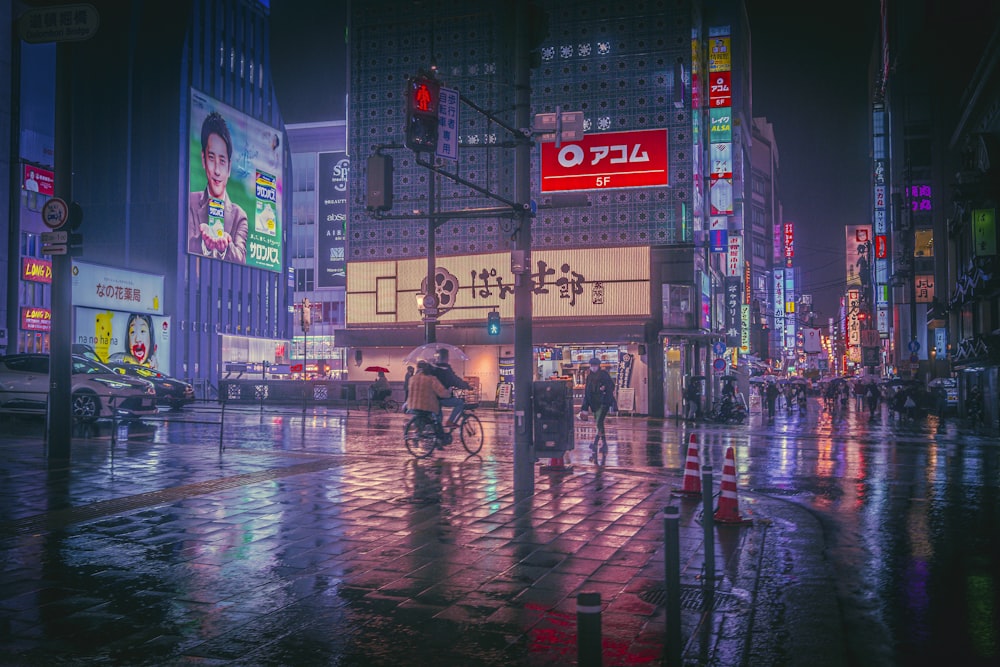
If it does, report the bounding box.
[269,1,881,323]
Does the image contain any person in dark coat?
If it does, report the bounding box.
[765,382,780,421]
[579,357,615,458]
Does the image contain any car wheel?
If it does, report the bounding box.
[72,391,100,419]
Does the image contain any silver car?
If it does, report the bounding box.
[0,353,157,420]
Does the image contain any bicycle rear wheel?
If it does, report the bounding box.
[459,413,484,455]
[404,417,437,458]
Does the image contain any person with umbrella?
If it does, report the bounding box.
[369,370,391,404]
[429,348,471,426]
[408,361,452,444]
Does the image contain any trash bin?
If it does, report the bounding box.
[532,380,575,454]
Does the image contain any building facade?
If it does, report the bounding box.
[3,0,293,392]
[344,0,754,416]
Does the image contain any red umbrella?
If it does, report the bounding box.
[365,366,390,373]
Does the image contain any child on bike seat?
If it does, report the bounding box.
[407,361,452,441]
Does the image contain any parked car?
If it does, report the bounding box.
[105,361,195,409]
[0,353,157,420]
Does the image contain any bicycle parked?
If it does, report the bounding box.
[404,401,483,458]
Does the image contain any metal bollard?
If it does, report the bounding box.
[701,464,714,582]
[577,591,602,667]
[664,506,682,666]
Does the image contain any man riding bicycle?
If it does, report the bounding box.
[428,348,471,427]
[407,361,452,443]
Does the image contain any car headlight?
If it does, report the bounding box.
[94,377,135,390]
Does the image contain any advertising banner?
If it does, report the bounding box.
[710,177,733,215]
[539,129,668,192]
[23,164,54,196]
[74,307,172,370]
[846,226,870,287]
[783,222,795,267]
[317,152,348,288]
[708,36,731,72]
[188,89,283,272]
[71,261,164,315]
[710,143,732,178]
[726,235,742,277]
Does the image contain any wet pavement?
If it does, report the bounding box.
[0,406,840,666]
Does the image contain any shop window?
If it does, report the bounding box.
[914,228,933,257]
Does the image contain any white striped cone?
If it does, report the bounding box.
[674,433,701,496]
[713,446,745,523]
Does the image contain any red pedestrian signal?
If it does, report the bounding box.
[405,75,441,151]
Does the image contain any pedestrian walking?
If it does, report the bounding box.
[579,357,615,461]
[402,365,414,409]
[765,382,780,421]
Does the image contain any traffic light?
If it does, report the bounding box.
[405,74,440,152]
[301,298,311,333]
[487,311,501,336]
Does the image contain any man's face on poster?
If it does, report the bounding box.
[202,132,231,199]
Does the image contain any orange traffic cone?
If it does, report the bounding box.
[673,434,702,497]
[714,446,750,524]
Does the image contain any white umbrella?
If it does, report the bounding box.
[402,342,469,364]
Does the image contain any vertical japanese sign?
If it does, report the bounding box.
[708,29,733,228]
[317,152,348,288]
[847,289,861,362]
[726,235,742,277]
[436,87,459,161]
[872,109,889,336]
[783,222,795,267]
[773,270,785,356]
[973,208,996,256]
[724,276,741,348]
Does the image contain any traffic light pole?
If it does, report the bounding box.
[49,42,73,461]
[424,171,437,344]
[513,0,534,496]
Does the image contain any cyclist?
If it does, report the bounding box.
[407,361,452,443]
[429,348,471,427]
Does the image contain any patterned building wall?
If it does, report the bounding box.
[348,0,693,262]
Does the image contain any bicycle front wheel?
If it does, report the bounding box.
[404,417,437,459]
[384,398,399,412]
[459,413,484,455]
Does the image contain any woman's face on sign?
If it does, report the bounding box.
[129,319,151,364]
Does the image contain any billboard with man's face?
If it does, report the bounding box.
[188,89,283,272]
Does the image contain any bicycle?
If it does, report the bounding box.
[404,404,483,458]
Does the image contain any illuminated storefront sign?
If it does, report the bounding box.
[847,289,861,361]
[740,304,750,353]
[74,307,172,369]
[710,178,733,215]
[21,307,50,332]
[347,247,650,325]
[72,261,164,315]
[539,129,668,192]
[709,142,732,178]
[973,208,996,256]
[708,71,731,107]
[783,222,794,267]
[915,274,934,303]
[773,270,785,354]
[22,257,52,284]
[727,235,742,277]
[317,152,348,288]
[709,108,732,141]
[907,183,932,212]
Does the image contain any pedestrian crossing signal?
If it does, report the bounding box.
[405,75,440,151]
[487,311,501,336]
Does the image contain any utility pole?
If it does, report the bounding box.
[49,42,73,460]
[512,0,534,495]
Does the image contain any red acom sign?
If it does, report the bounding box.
[540,129,668,193]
